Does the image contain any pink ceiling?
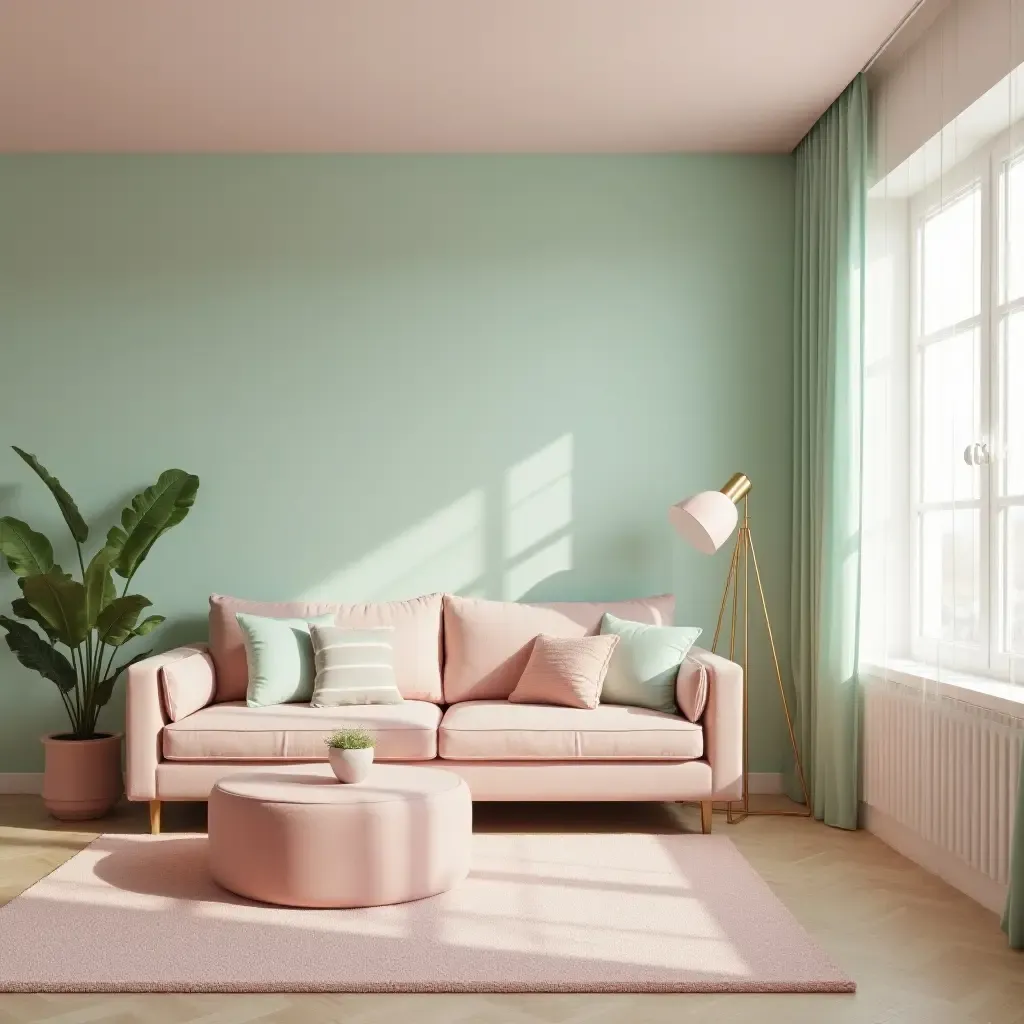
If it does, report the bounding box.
[0,0,918,153]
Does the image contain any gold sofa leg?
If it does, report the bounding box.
[149,800,161,835]
[700,800,712,834]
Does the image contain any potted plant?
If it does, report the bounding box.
[0,447,199,820]
[325,728,375,784]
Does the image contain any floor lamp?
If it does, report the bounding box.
[669,473,810,822]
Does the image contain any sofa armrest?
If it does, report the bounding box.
[687,646,743,800]
[125,644,214,801]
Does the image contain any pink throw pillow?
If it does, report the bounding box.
[508,633,619,710]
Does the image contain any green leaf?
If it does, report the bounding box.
[10,596,60,643]
[105,470,199,579]
[21,571,89,647]
[92,674,117,709]
[11,447,89,544]
[95,595,151,647]
[0,517,54,577]
[132,614,165,638]
[82,548,115,628]
[0,615,76,693]
[95,649,153,707]
[12,567,72,643]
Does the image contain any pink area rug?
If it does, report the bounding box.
[0,832,854,994]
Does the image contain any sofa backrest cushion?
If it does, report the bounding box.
[209,593,444,704]
[442,594,675,704]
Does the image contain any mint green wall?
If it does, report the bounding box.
[0,155,795,774]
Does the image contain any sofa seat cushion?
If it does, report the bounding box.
[438,700,703,761]
[163,701,441,762]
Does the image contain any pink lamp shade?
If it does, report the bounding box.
[669,491,739,555]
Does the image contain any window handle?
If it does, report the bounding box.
[962,441,993,466]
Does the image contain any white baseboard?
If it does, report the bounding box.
[748,772,784,794]
[862,803,1007,915]
[0,773,43,795]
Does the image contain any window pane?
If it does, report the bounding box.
[920,509,982,645]
[921,329,981,502]
[1004,156,1024,303]
[1005,313,1024,496]
[1007,508,1024,656]
[922,188,981,334]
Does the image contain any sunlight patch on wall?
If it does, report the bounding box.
[504,535,574,601]
[503,434,573,600]
[301,490,485,602]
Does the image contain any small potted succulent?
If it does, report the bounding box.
[325,728,375,784]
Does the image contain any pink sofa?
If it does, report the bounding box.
[126,592,743,834]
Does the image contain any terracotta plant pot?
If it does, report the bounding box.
[41,733,123,821]
[328,746,375,784]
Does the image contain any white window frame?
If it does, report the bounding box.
[992,130,1024,680]
[908,128,1024,681]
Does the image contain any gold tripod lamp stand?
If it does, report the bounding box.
[669,473,810,822]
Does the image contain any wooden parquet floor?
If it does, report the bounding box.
[0,795,1020,1024]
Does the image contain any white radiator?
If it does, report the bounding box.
[862,677,1024,913]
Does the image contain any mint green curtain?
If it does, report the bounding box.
[789,75,867,830]
[1004,753,1024,949]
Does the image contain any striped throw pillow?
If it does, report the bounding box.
[309,624,403,707]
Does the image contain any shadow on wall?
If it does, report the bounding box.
[305,434,577,604]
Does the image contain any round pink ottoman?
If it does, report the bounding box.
[208,764,472,908]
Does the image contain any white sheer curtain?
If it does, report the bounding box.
[862,0,1024,693]
[863,3,1024,947]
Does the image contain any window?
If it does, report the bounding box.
[909,133,1024,679]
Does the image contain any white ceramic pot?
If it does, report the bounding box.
[328,746,375,784]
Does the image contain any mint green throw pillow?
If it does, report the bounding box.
[237,612,336,708]
[598,612,702,715]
